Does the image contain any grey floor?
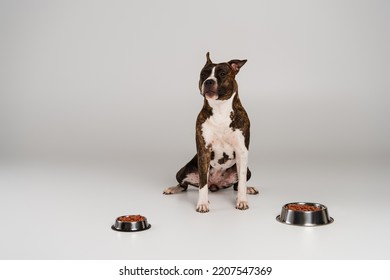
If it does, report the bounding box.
[1,154,389,260]
[1,0,389,262]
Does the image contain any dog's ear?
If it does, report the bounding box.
[228,59,247,75]
[206,52,212,65]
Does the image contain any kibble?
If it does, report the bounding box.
[287,204,321,212]
[118,215,145,222]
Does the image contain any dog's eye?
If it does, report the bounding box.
[200,71,207,79]
[220,72,226,77]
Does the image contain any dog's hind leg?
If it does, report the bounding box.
[163,155,199,195]
[163,184,188,194]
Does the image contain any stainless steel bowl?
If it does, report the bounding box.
[276,202,333,226]
[111,215,151,232]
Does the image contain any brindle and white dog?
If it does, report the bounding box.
[164,53,258,212]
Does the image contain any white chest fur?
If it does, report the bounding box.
[201,93,246,170]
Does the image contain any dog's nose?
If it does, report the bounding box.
[204,79,215,86]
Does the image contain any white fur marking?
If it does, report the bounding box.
[196,184,209,212]
[163,185,184,194]
[201,66,217,94]
[201,92,236,147]
[209,67,217,81]
[234,133,249,209]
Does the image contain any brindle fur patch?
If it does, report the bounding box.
[229,94,250,149]
[218,152,230,165]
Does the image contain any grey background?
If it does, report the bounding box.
[0,0,389,259]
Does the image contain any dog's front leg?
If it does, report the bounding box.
[235,141,249,210]
[196,148,211,213]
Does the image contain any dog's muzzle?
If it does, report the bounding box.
[202,79,218,99]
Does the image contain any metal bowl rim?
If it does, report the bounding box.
[282,202,327,212]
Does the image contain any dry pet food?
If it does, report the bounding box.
[118,215,145,222]
[287,204,321,212]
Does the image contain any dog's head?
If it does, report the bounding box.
[199,52,247,100]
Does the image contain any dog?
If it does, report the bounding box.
[164,52,258,212]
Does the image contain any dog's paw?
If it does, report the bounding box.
[246,186,259,195]
[196,203,210,213]
[236,200,249,210]
[163,185,185,195]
